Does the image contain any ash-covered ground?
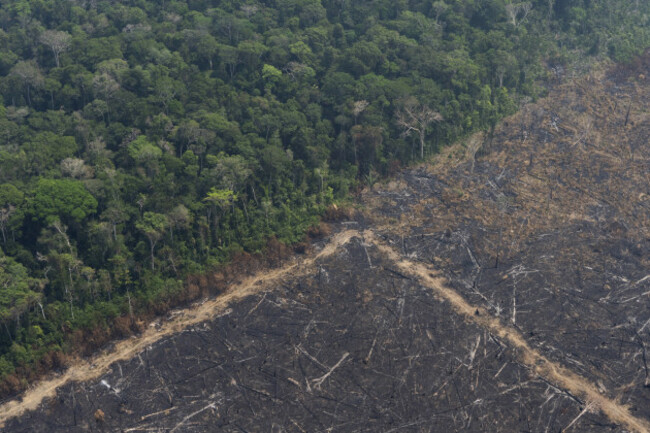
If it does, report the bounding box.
[3,237,619,432]
[4,61,650,432]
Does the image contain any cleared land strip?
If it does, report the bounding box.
[2,228,649,433]
[363,229,650,433]
[0,230,358,428]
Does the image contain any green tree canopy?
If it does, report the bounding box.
[127,136,163,164]
[30,178,98,224]
[0,254,41,325]
[136,211,167,270]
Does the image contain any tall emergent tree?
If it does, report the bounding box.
[136,212,167,271]
[396,98,444,160]
[39,30,72,68]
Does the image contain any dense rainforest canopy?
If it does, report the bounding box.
[0,0,648,395]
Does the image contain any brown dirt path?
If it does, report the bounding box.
[0,230,358,428]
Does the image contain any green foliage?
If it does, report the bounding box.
[204,188,236,207]
[30,178,97,224]
[0,0,648,390]
[262,64,282,81]
[136,212,167,237]
[136,212,167,270]
[0,183,24,213]
[0,254,41,325]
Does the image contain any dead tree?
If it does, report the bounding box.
[505,2,532,28]
[466,133,484,173]
[396,97,443,160]
[40,30,72,67]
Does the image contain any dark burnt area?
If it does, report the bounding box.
[5,238,616,432]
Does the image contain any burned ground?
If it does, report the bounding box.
[2,63,650,432]
[2,237,619,432]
